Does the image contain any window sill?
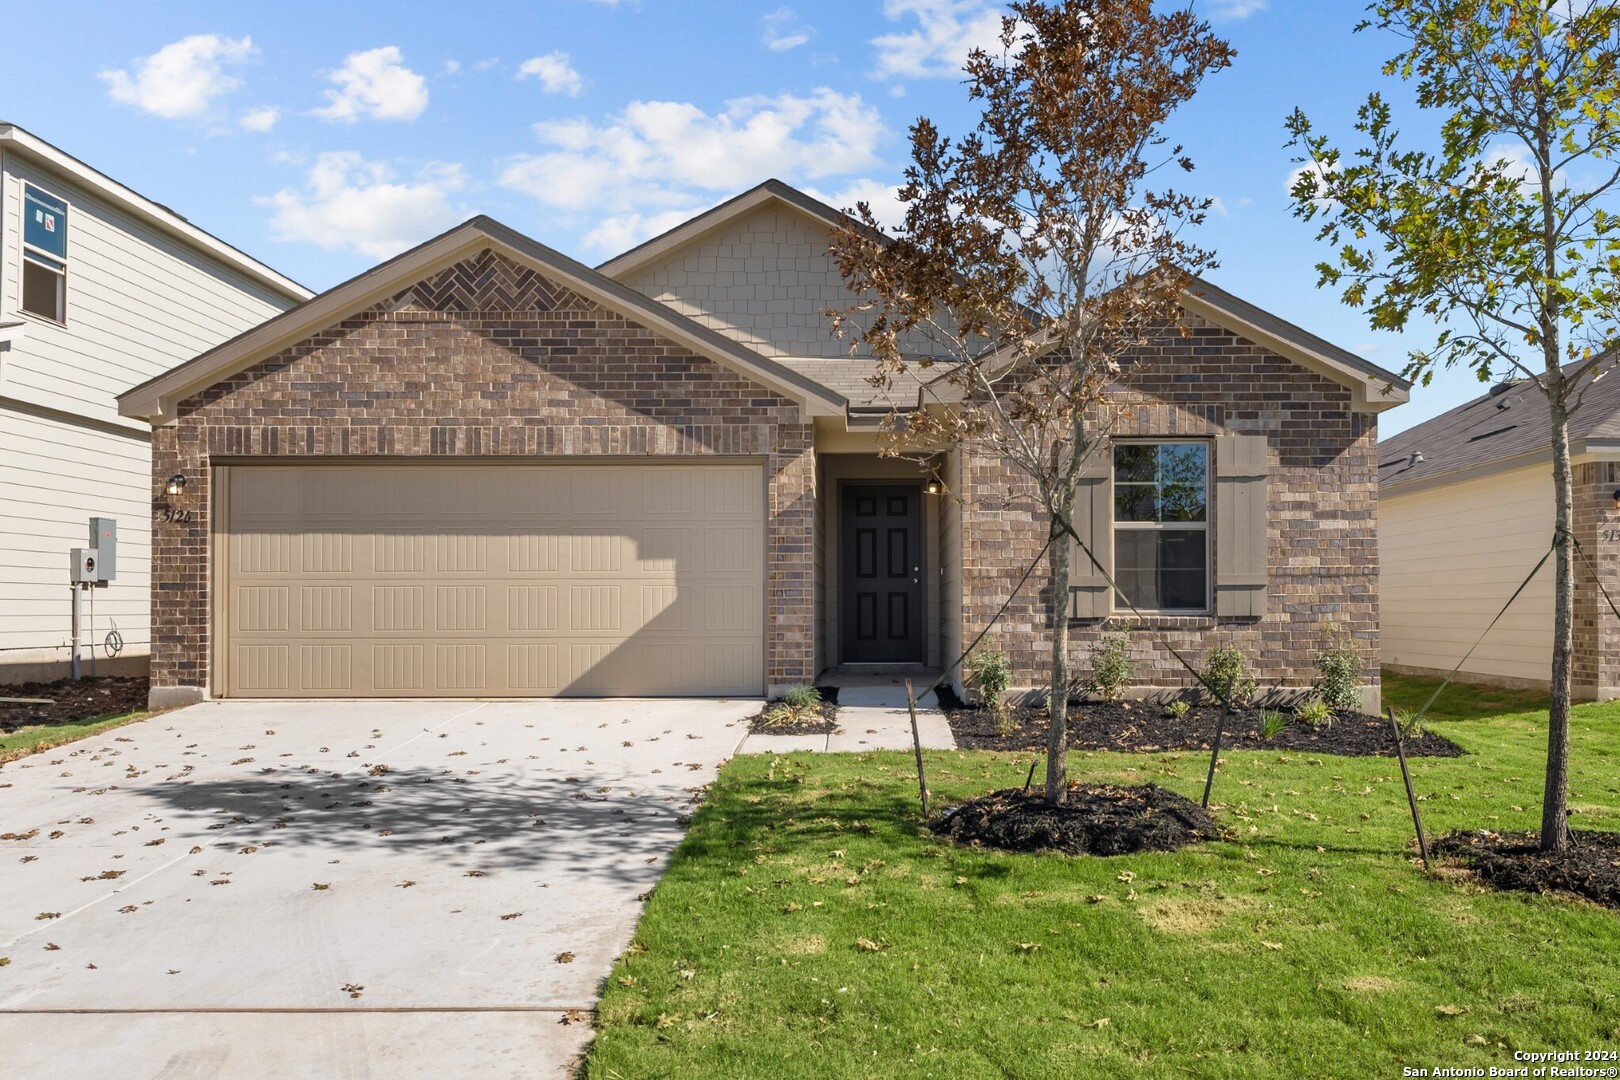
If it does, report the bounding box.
[1071,613,1216,630]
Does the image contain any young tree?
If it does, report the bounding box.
[828,0,1232,803]
[1286,0,1620,851]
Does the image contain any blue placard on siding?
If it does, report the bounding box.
[23,186,68,261]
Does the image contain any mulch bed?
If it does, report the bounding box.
[933,783,1222,856]
[746,687,841,735]
[0,676,149,733]
[941,698,1464,758]
[1434,829,1620,909]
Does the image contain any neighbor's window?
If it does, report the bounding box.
[1113,441,1209,612]
[21,184,68,323]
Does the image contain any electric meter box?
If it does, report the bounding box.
[88,517,117,581]
[70,548,102,584]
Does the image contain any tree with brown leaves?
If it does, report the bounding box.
[828,0,1233,804]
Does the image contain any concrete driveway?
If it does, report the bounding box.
[0,697,756,1078]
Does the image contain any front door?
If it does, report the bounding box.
[841,485,924,664]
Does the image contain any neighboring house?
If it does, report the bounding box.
[1380,372,1620,699]
[0,123,311,684]
[116,181,1408,712]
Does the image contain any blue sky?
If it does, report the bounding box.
[1,0,1490,435]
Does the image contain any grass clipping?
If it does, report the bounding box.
[933,783,1221,856]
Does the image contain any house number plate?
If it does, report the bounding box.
[160,508,194,523]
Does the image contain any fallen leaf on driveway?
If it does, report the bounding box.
[555,952,575,964]
[561,1009,589,1026]
[35,912,59,920]
[312,883,331,891]
[397,880,416,889]
[500,912,523,921]
[342,983,364,999]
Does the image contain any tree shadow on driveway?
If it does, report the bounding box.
[130,763,711,882]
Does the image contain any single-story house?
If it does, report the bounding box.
[0,123,311,683]
[116,181,1408,712]
[1380,371,1620,699]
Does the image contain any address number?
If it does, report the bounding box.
[160,508,194,523]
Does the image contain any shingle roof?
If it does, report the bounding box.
[1379,362,1620,491]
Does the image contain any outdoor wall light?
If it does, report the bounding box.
[166,474,187,497]
[924,478,943,495]
[1612,487,1620,511]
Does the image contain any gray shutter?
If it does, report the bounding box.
[1214,433,1270,618]
[1068,446,1114,619]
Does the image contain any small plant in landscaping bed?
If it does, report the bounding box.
[1088,623,1134,702]
[781,684,822,709]
[760,685,823,728]
[1259,708,1291,741]
[1165,698,1191,720]
[1201,643,1257,707]
[1315,629,1364,714]
[965,648,1014,731]
[1295,696,1333,727]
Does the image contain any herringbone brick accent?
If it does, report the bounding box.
[408,248,579,312]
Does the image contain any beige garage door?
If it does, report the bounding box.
[220,464,765,697]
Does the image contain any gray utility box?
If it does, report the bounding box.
[70,548,103,584]
[88,517,117,581]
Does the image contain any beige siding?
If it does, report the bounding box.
[0,149,298,677]
[0,153,291,428]
[1380,465,1555,684]
[623,203,945,361]
[0,404,152,670]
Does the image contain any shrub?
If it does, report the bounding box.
[781,684,822,709]
[760,703,799,728]
[1166,698,1191,720]
[1201,643,1257,707]
[1259,708,1291,741]
[1295,696,1333,727]
[965,649,1014,717]
[1089,623,1135,702]
[1314,629,1364,714]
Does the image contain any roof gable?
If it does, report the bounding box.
[117,216,847,424]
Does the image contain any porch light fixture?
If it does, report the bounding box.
[924,477,943,495]
[165,474,187,497]
[1612,487,1620,511]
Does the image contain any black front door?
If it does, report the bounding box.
[841,485,924,663]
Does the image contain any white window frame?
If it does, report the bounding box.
[18,180,69,325]
[1111,438,1211,615]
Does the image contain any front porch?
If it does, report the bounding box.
[811,451,962,694]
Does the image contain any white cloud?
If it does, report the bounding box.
[257,151,465,258]
[763,8,814,51]
[442,59,462,75]
[100,34,257,119]
[314,46,429,123]
[517,52,584,96]
[499,89,884,251]
[1207,0,1268,19]
[804,179,907,232]
[240,106,280,132]
[870,0,1006,80]
[583,207,716,254]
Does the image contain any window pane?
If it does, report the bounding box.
[1114,444,1156,483]
[22,258,64,322]
[24,186,68,261]
[1114,529,1207,611]
[1158,444,1207,521]
[1114,484,1158,522]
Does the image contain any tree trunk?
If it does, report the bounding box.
[1543,381,1573,852]
[1045,515,1072,804]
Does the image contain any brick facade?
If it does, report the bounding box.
[148,249,815,699]
[959,314,1382,703]
[1572,460,1620,699]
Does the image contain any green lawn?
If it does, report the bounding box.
[587,678,1620,1079]
[0,711,147,764]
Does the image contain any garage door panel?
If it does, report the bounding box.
[224,464,765,697]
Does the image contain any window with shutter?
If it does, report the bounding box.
[1110,441,1210,613]
[1068,448,1113,619]
[1213,432,1270,618]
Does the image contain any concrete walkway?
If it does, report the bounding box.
[735,681,957,755]
[0,697,755,1078]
